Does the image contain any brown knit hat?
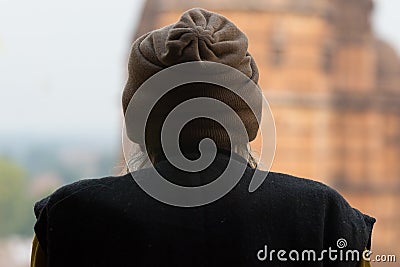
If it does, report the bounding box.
[123,8,261,150]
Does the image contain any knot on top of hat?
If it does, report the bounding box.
[160,8,251,69]
[193,25,213,40]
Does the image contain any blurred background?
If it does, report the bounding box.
[0,0,399,266]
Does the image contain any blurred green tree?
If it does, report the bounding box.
[0,157,34,237]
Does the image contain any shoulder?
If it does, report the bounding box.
[265,171,375,248]
[33,173,134,219]
[265,171,374,217]
[33,173,139,249]
[263,171,342,201]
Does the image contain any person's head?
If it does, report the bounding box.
[122,8,261,167]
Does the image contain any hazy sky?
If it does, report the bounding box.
[0,0,399,140]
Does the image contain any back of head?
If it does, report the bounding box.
[122,8,261,161]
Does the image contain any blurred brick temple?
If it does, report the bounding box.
[134,0,399,261]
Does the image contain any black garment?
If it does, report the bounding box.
[34,152,375,267]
